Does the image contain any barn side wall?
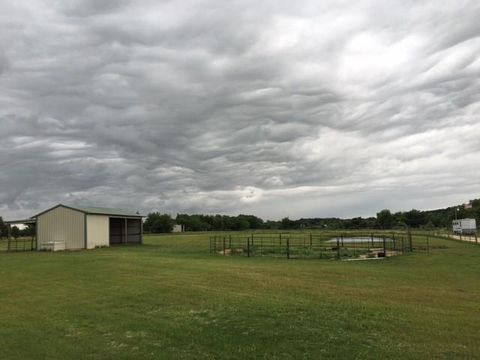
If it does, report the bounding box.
[37,206,85,250]
[86,215,109,249]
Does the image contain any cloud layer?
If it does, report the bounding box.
[1,0,480,219]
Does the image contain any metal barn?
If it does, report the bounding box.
[7,204,143,251]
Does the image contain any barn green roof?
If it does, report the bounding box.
[33,204,143,218]
[71,205,143,217]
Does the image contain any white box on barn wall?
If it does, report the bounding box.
[41,241,66,252]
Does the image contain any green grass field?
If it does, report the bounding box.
[0,233,479,359]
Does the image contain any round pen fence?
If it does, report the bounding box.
[209,232,433,260]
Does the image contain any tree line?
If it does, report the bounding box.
[143,198,480,233]
[2,199,479,236]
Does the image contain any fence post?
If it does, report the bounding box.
[259,234,262,255]
[279,233,282,247]
[353,237,356,257]
[426,235,429,254]
[247,237,250,257]
[383,236,386,256]
[371,233,374,247]
[409,233,413,252]
[7,224,11,252]
[286,238,290,259]
[223,236,226,255]
[310,233,313,249]
[475,233,478,244]
[336,237,340,260]
[229,235,232,250]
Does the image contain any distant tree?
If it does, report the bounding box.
[423,220,435,230]
[280,217,296,230]
[175,213,267,231]
[146,197,480,232]
[365,217,378,229]
[239,215,264,229]
[404,209,427,228]
[376,209,393,229]
[212,215,224,231]
[11,226,20,239]
[175,214,211,231]
[152,214,174,233]
[264,220,280,230]
[143,213,155,233]
[428,212,446,228]
[20,223,36,237]
[192,216,211,231]
[0,217,7,239]
[175,214,191,231]
[234,218,250,231]
[144,212,174,233]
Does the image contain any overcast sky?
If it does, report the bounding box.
[1,1,480,220]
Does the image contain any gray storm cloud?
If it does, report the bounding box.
[1,0,480,219]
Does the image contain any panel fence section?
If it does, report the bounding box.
[209,231,434,260]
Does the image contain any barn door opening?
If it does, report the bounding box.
[126,219,142,244]
[109,218,142,245]
[109,218,124,245]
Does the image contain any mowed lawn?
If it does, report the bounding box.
[0,233,479,359]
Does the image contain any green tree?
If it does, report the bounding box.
[0,217,7,239]
[11,226,20,239]
[233,218,250,231]
[144,212,174,233]
[376,209,393,229]
[20,223,36,237]
[264,220,280,229]
[280,217,296,230]
[404,209,427,228]
[151,214,174,233]
[239,215,264,229]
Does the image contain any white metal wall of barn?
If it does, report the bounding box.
[37,206,85,250]
[86,215,109,249]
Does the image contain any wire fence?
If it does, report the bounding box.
[0,237,37,252]
[444,233,479,244]
[209,232,433,260]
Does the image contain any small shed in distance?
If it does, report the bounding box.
[172,224,185,233]
[33,204,143,250]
